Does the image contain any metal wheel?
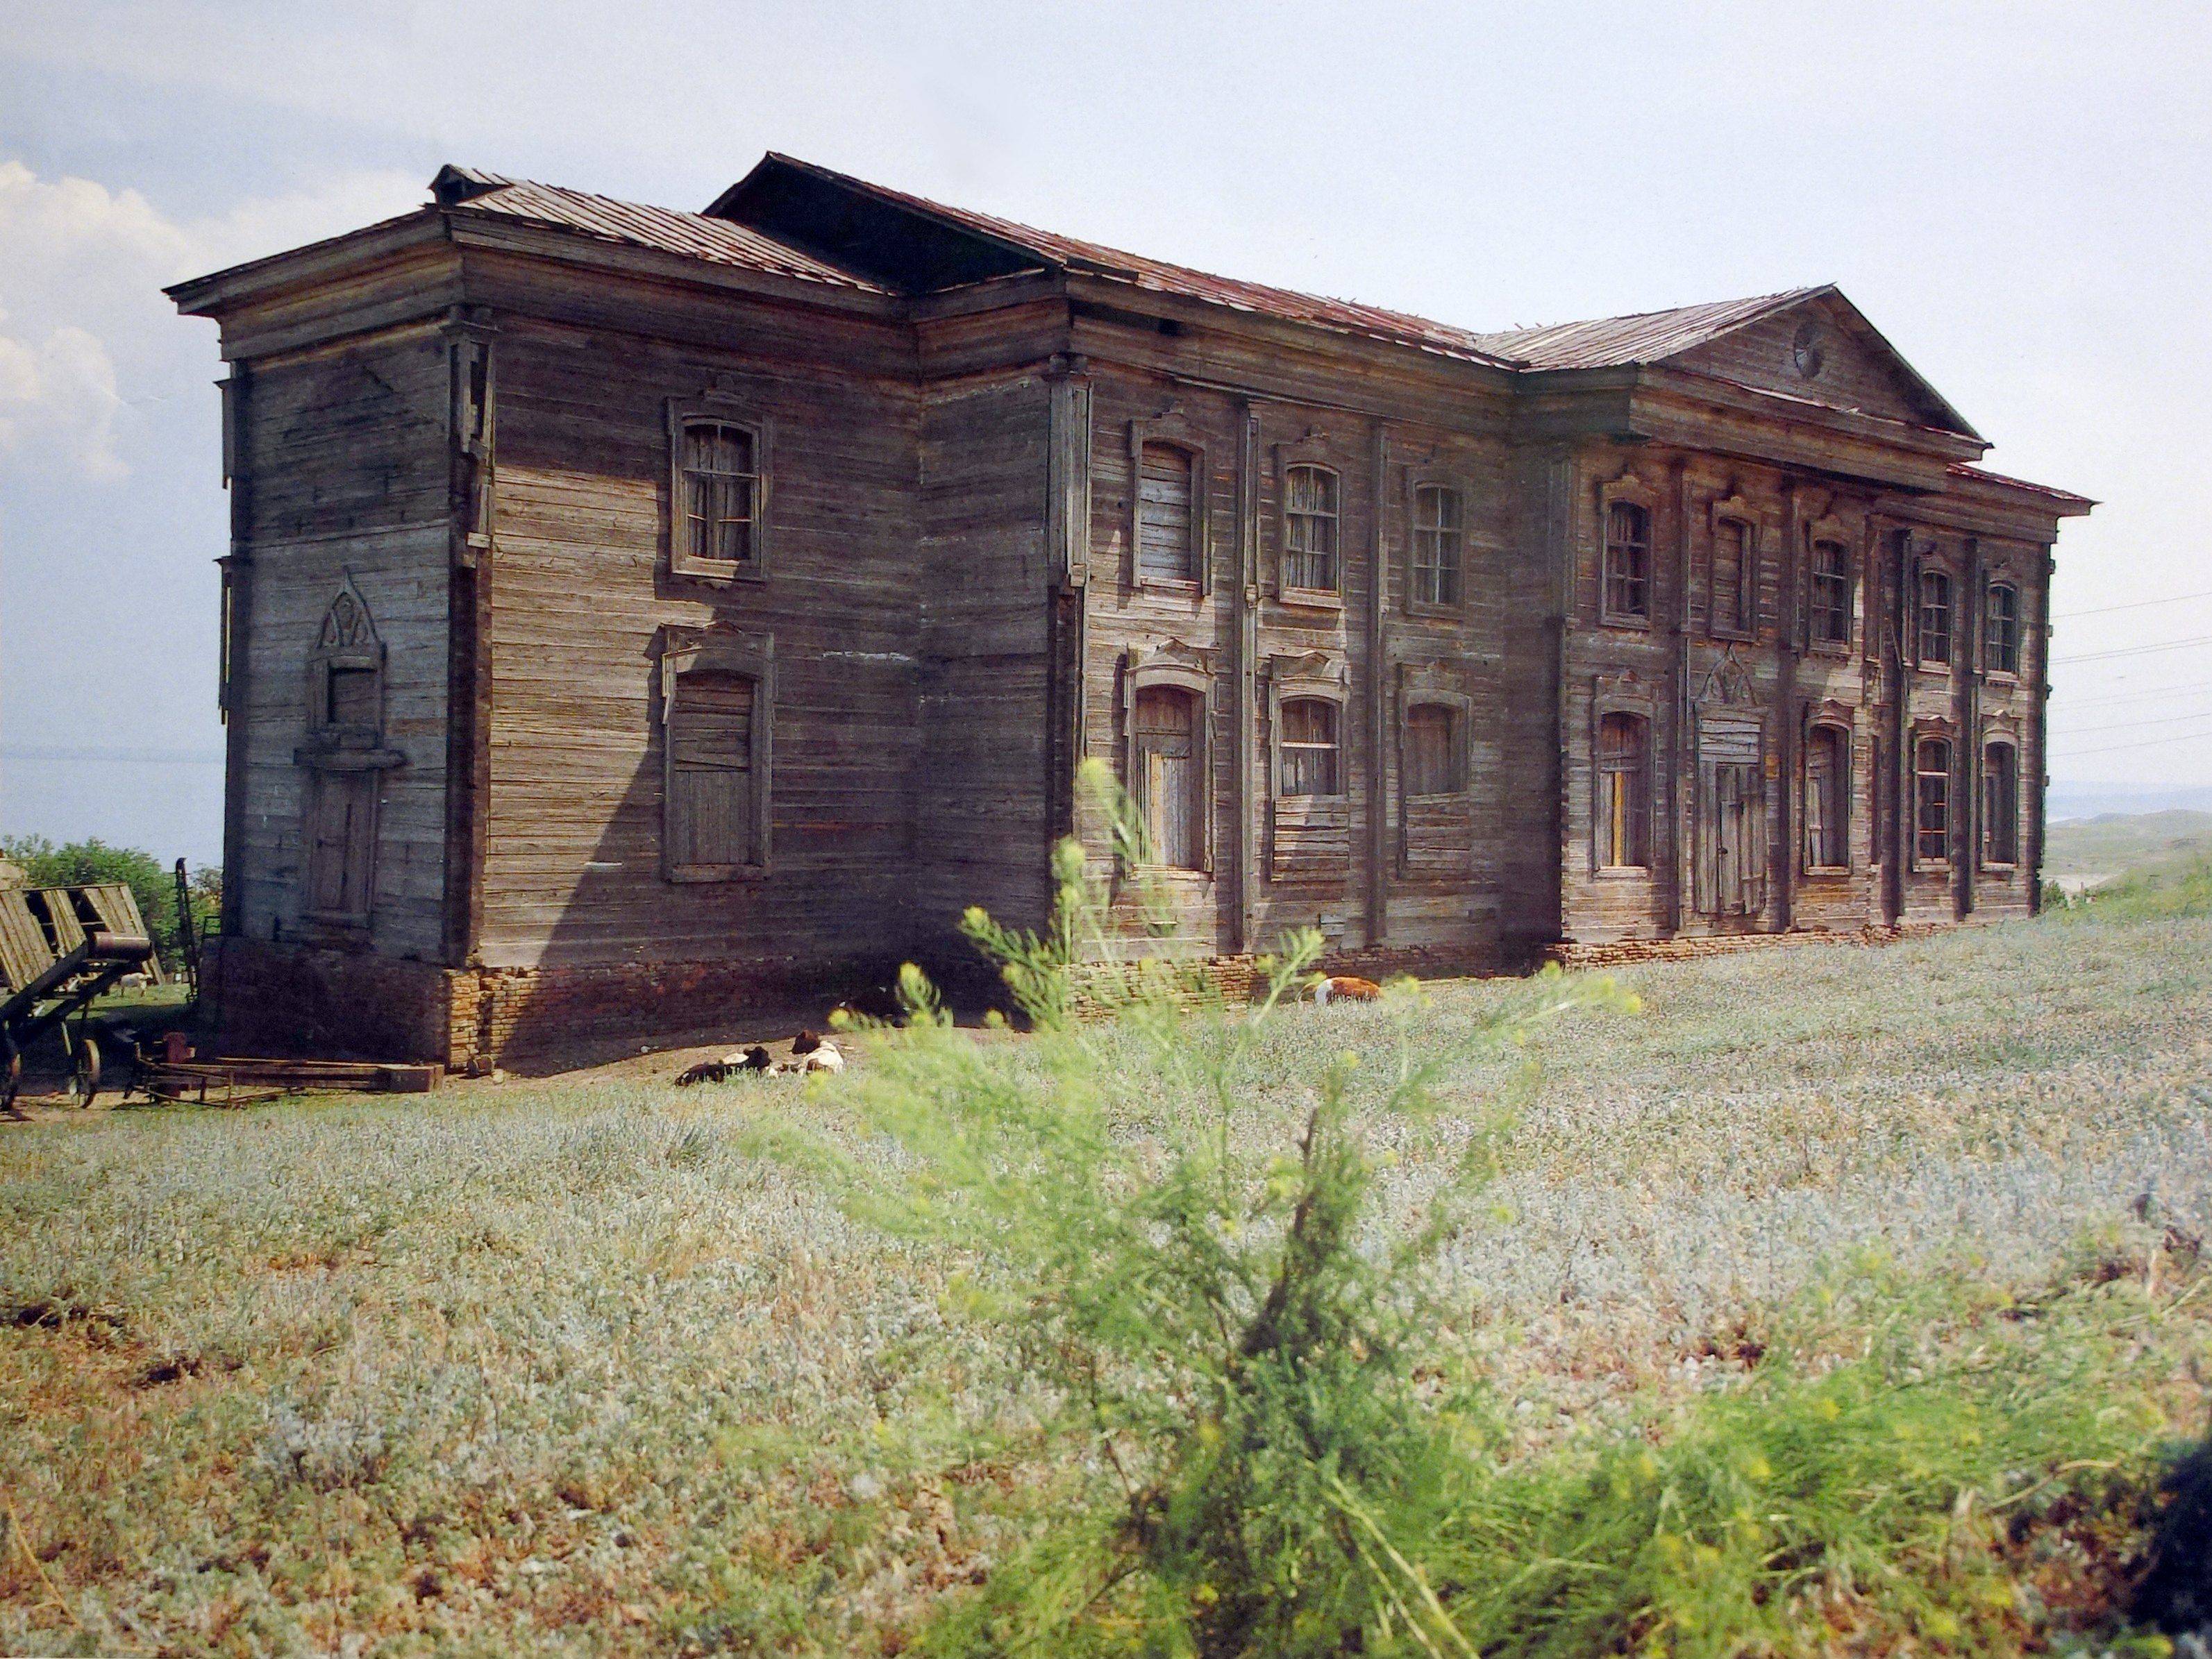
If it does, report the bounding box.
[65,1032,101,1109]
[1,1035,22,1120]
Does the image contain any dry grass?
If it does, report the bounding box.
[1,902,2208,1655]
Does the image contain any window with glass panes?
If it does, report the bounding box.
[1918,569,1953,664]
[1915,737,1952,861]
[1811,541,1850,645]
[680,421,758,568]
[1605,502,1650,621]
[1278,698,1341,795]
[1411,485,1462,607]
[1985,583,2020,674]
[1282,466,1339,591]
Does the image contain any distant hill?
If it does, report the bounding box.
[2049,784,2212,821]
[2043,808,2212,893]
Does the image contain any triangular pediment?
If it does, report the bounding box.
[1669,288,1979,439]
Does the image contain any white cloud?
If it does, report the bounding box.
[0,158,421,480]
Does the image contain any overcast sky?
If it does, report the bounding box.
[3,0,2209,864]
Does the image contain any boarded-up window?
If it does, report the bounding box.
[1712,518,1750,636]
[667,670,756,870]
[1604,502,1650,621]
[1811,541,1851,646]
[306,770,377,920]
[1598,711,1648,868]
[1803,725,1848,869]
[1985,583,2020,673]
[1137,443,1198,582]
[1918,569,1953,664]
[1916,736,1952,862]
[1279,698,1341,796]
[1132,687,1203,868]
[1982,743,2019,865]
[1282,466,1339,592]
[681,421,758,568]
[1411,485,1462,607]
[327,666,378,729]
[1403,703,1464,795]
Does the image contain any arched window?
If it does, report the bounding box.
[1985,583,2020,674]
[1711,516,1752,637]
[1604,501,1650,621]
[1132,685,1203,868]
[1598,711,1649,868]
[1402,702,1464,795]
[1411,485,1463,607]
[1278,698,1341,796]
[1811,540,1851,646]
[1914,736,1952,863]
[1982,742,2019,866]
[1137,441,1199,583]
[1802,725,1849,870]
[1282,465,1339,592]
[1917,568,1954,665]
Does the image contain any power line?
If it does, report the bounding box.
[2050,725,2212,758]
[2054,678,2212,711]
[2052,589,2212,621]
[2052,635,2212,666]
[2054,706,2212,736]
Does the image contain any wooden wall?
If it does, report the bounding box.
[481,303,924,980]
[229,324,452,961]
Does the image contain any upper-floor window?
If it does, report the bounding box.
[1282,465,1339,593]
[1810,540,1851,646]
[1604,501,1650,622]
[1986,582,2021,674]
[1277,697,1341,795]
[1402,702,1465,795]
[1598,711,1650,868]
[1915,736,1952,863]
[1982,742,2020,866]
[1917,568,1954,665]
[1802,724,1848,870]
[669,406,771,582]
[1137,442,1199,583]
[1411,485,1463,607]
[1711,517,1752,637]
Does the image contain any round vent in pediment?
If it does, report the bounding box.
[1791,319,1827,380]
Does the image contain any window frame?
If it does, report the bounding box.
[1400,698,1470,799]
[1807,534,1854,652]
[660,628,773,883]
[1275,695,1344,799]
[1404,473,1468,615]
[1912,727,1954,869]
[1277,458,1343,605]
[1984,580,2022,677]
[1598,475,1657,630]
[1707,496,1758,641]
[1127,417,1209,593]
[1122,646,1214,875]
[1916,562,1954,668]
[1980,736,2020,869]
[1800,716,1852,874]
[667,397,772,584]
[1595,707,1652,872]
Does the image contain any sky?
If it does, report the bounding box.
[2,0,2209,866]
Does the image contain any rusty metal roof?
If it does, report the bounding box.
[714,154,1522,368]
[444,170,891,293]
[1466,289,1825,370]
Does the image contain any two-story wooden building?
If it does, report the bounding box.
[167,155,2090,1068]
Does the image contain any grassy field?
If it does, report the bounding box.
[3,891,2209,1654]
[2043,808,2212,895]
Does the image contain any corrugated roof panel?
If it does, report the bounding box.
[1466,289,1825,370]
[451,174,889,292]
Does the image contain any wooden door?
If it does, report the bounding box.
[1133,687,1200,868]
[1710,764,1761,916]
[308,770,377,920]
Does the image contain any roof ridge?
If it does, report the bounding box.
[1472,285,1829,342]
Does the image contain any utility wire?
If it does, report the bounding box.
[2052,589,2212,621]
[2054,705,2212,736]
[2055,678,2212,710]
[2050,725,2212,757]
[2052,635,2212,666]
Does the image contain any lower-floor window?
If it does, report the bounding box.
[1802,725,1849,870]
[1915,736,1952,864]
[1132,684,1203,868]
[1598,711,1649,868]
[1279,698,1341,796]
[1402,702,1465,795]
[1982,742,2019,865]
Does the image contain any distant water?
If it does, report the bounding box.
[0,752,224,867]
[2049,783,2212,821]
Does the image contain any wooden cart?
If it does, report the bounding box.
[0,866,158,1115]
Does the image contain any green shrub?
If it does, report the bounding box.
[749,761,1625,1656]
[2063,855,2212,923]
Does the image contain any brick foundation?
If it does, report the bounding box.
[1539,921,1951,971]
[206,938,457,1063]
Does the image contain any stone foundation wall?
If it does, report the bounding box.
[205,938,456,1063]
[1540,921,1950,972]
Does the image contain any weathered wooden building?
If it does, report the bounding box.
[168,155,2090,1067]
